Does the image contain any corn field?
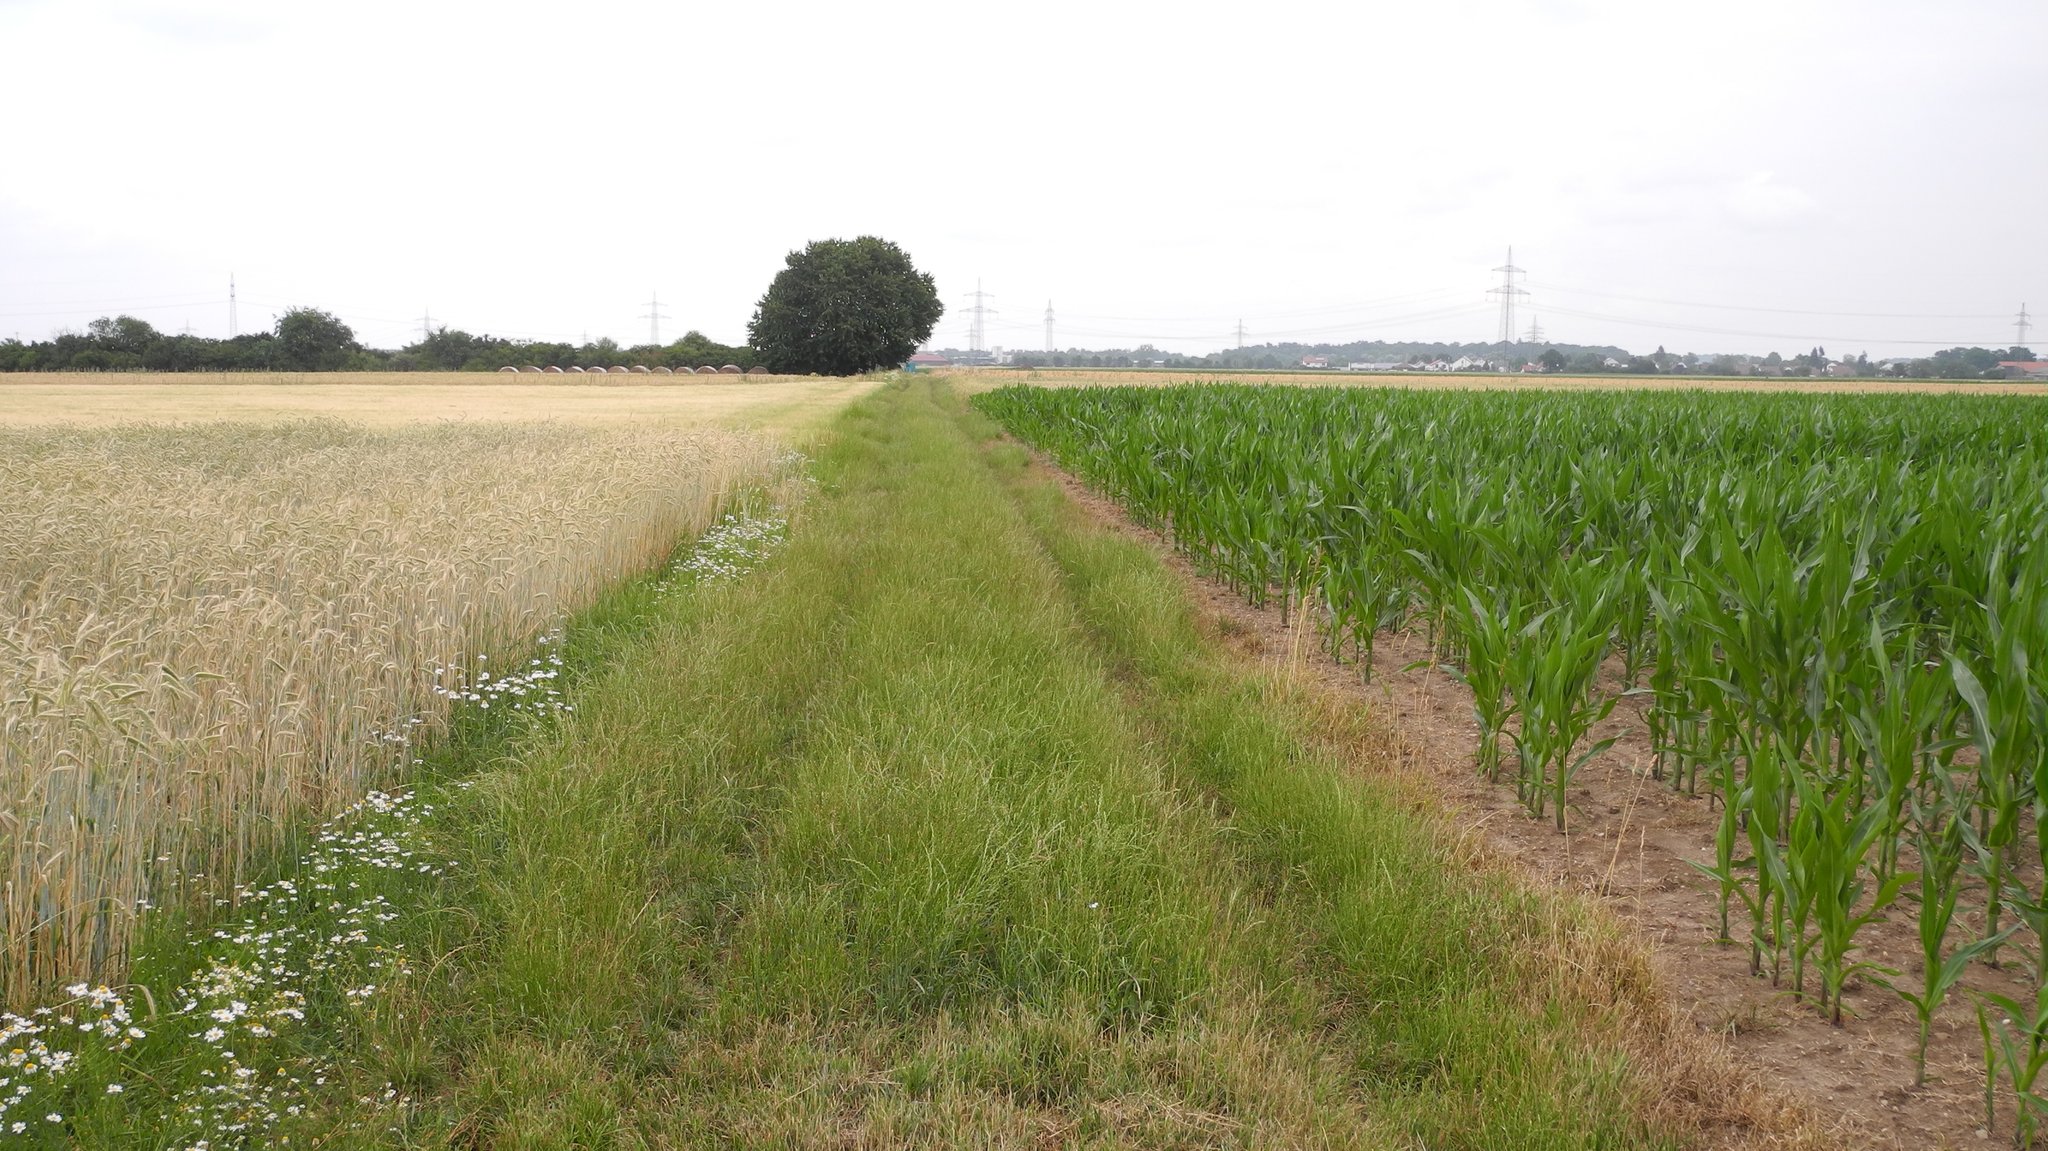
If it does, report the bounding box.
[1,420,780,1006]
[978,382,2048,1136]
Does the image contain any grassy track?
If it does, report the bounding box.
[307,377,1774,1147]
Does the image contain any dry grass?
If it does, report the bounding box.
[958,366,2047,396]
[0,372,877,433]
[0,418,789,1005]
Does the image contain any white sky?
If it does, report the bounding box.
[1,0,2042,359]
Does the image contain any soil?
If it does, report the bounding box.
[1038,458,2032,1151]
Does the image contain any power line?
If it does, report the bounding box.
[1044,300,1055,353]
[228,274,238,338]
[964,279,996,354]
[2018,303,2033,349]
[1535,301,2007,346]
[1524,315,1544,343]
[1486,247,1529,343]
[1526,278,2007,320]
[1235,319,1247,349]
[419,307,436,341]
[639,291,670,346]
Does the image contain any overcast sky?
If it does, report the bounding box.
[2,0,2041,359]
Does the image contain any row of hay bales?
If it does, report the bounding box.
[496,364,768,376]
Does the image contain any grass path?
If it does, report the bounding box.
[302,376,1800,1148]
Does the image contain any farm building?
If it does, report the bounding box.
[1999,360,2048,379]
[906,352,950,371]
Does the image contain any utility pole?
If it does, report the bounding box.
[1487,247,1529,344]
[1044,300,1055,353]
[964,279,996,355]
[2018,302,2033,349]
[228,274,238,338]
[639,291,671,346]
[1524,315,1544,343]
[1235,319,1247,349]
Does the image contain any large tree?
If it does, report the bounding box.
[276,307,357,371]
[748,237,942,375]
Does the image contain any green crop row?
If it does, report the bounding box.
[976,382,2048,1142]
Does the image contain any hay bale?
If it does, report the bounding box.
[543,365,565,373]
[718,364,743,374]
[653,366,674,375]
[745,366,769,376]
[497,365,520,373]
[607,365,631,374]
[567,365,586,373]
[630,364,651,374]
[521,365,543,373]
[696,366,719,374]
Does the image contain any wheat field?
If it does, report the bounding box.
[1,417,787,1005]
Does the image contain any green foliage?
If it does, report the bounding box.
[973,378,2048,1100]
[747,236,942,375]
[274,307,357,371]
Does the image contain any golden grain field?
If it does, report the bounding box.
[0,371,875,432]
[0,414,792,1005]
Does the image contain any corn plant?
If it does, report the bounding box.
[1444,585,1536,782]
[1902,787,2017,1085]
[1794,767,1906,1023]
[1980,986,2048,1147]
[1507,563,1619,830]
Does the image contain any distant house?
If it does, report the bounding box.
[906,352,950,371]
[1999,360,2048,379]
[1344,361,1404,372]
[1601,356,1624,369]
[1300,355,1330,369]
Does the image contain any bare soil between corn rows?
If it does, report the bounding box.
[1039,458,2029,1150]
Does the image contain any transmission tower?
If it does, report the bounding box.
[1044,300,1055,353]
[1235,319,1247,349]
[1487,247,1529,343]
[228,274,238,338]
[2018,302,2033,349]
[419,308,436,341]
[964,279,996,354]
[639,291,671,346]
[1524,315,1544,343]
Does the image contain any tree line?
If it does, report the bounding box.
[994,340,2038,380]
[2,237,949,377]
[0,309,761,373]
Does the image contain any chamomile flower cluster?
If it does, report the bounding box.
[427,630,570,718]
[660,508,790,588]
[3,787,448,1145]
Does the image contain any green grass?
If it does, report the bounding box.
[254,376,1732,1147]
